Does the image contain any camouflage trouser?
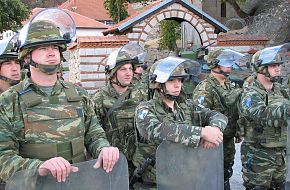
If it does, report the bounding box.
[241,142,286,188]
[0,178,5,190]
[223,136,235,182]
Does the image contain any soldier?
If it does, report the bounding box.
[0,35,21,190]
[93,43,146,179]
[134,56,228,189]
[0,8,119,185]
[131,47,149,97]
[0,34,21,94]
[192,49,246,190]
[238,43,290,190]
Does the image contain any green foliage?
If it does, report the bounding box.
[0,0,30,33]
[104,0,129,23]
[159,20,181,52]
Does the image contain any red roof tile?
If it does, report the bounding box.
[77,35,128,43]
[69,35,129,49]
[59,0,136,21]
[218,34,268,41]
[22,8,108,29]
[217,34,269,46]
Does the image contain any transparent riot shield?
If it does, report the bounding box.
[286,119,290,190]
[156,141,223,190]
[5,153,129,190]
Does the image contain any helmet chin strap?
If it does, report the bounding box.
[159,84,179,101]
[212,70,230,77]
[27,53,60,75]
[0,75,20,85]
[260,67,281,83]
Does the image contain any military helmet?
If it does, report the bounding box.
[149,56,200,89]
[18,8,76,60]
[105,43,146,79]
[252,43,290,72]
[207,49,246,69]
[0,33,19,64]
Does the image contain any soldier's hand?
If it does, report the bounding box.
[94,147,119,173]
[200,139,218,149]
[201,126,223,146]
[38,157,79,182]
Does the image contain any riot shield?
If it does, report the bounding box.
[156,141,223,190]
[286,119,290,189]
[6,153,129,190]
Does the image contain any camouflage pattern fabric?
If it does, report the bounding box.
[134,91,228,189]
[192,74,243,186]
[93,84,146,177]
[238,79,290,188]
[0,77,110,181]
[131,75,148,97]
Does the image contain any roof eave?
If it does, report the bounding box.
[103,0,229,35]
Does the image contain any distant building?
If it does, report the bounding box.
[59,0,137,26]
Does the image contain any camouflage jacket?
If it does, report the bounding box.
[193,74,242,138]
[239,80,290,148]
[131,74,148,98]
[134,91,228,184]
[93,84,146,161]
[0,77,110,181]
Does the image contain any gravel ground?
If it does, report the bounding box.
[230,142,244,190]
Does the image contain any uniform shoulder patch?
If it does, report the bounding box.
[137,109,149,120]
[245,97,252,108]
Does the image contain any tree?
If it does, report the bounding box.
[104,0,129,23]
[159,20,181,54]
[0,0,30,33]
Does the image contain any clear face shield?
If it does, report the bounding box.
[0,33,19,61]
[18,8,76,50]
[257,43,290,82]
[214,49,247,77]
[106,43,146,73]
[18,8,76,75]
[0,34,21,85]
[152,57,199,100]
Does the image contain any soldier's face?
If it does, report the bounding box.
[267,64,281,77]
[165,78,182,96]
[0,60,21,81]
[134,65,143,75]
[115,63,133,86]
[31,45,61,65]
[219,65,232,74]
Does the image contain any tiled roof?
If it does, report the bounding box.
[69,35,129,49]
[22,8,108,29]
[59,0,136,21]
[103,0,228,35]
[217,34,269,46]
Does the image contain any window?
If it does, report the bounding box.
[221,2,226,17]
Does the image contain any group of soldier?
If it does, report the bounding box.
[0,7,289,190]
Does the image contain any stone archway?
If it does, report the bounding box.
[129,7,216,48]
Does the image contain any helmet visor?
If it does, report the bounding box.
[0,33,19,58]
[259,43,290,65]
[153,57,191,83]
[216,49,246,67]
[18,8,76,49]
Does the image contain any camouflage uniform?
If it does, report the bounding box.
[133,57,228,190]
[0,77,110,181]
[238,79,290,189]
[134,91,227,189]
[193,74,242,186]
[93,83,145,178]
